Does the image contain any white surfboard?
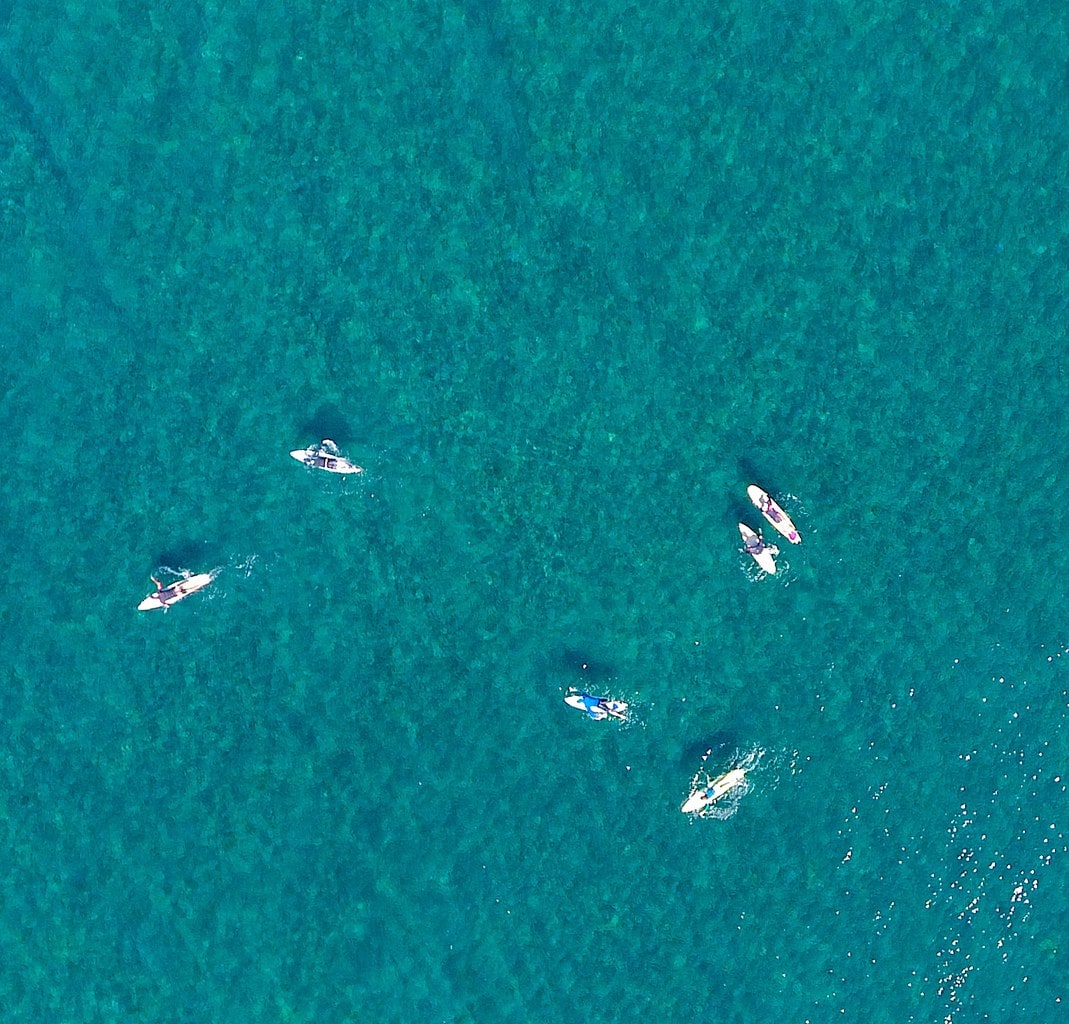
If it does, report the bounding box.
[564,693,628,721]
[747,484,801,544]
[289,440,363,475]
[138,572,214,611]
[681,768,748,814]
[739,522,777,574]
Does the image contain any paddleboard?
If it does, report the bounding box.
[289,440,363,475]
[138,572,214,611]
[739,522,777,574]
[681,768,748,814]
[747,484,801,543]
[564,693,628,721]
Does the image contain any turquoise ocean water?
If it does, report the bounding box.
[1,1,1067,1020]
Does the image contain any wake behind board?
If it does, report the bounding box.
[138,572,214,611]
[739,522,777,574]
[747,484,801,543]
[681,768,748,814]
[564,692,628,721]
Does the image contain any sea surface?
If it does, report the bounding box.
[1,1,1067,1021]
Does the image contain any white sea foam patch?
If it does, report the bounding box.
[617,693,646,731]
[200,554,262,602]
[917,671,1068,1022]
[233,554,259,578]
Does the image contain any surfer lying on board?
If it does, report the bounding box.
[138,570,212,612]
[576,693,627,721]
[681,767,749,814]
[290,439,364,475]
[151,570,194,608]
[741,531,778,558]
[594,698,626,721]
[151,575,173,606]
[759,494,783,523]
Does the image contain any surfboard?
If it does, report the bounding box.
[138,572,214,611]
[289,441,364,475]
[681,768,748,814]
[747,484,801,543]
[739,522,777,574]
[564,693,628,721]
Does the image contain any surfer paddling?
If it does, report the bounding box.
[564,691,629,721]
[138,571,214,612]
[738,522,779,574]
[151,575,173,607]
[289,439,364,475]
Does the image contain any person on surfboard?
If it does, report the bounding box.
[759,493,783,523]
[741,530,778,558]
[151,575,173,606]
[298,439,363,474]
[150,570,195,608]
[596,698,627,721]
[576,693,627,721]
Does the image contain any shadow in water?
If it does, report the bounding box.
[679,730,738,769]
[559,648,616,686]
[736,456,764,489]
[299,403,353,445]
[153,540,216,575]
